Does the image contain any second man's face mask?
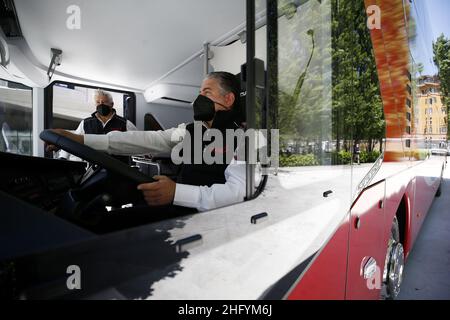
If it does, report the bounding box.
[96,104,112,117]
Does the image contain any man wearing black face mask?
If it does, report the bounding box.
[177,73,244,188]
[58,89,137,161]
[47,72,246,214]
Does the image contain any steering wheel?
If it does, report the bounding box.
[40,130,153,184]
[40,130,158,230]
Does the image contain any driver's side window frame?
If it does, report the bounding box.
[43,81,136,158]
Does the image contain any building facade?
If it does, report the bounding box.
[416,75,447,147]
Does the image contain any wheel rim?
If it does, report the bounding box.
[387,243,404,298]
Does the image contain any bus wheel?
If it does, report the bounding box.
[436,165,444,197]
[381,216,404,300]
[435,181,442,197]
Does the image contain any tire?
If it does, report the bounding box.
[436,165,444,197]
[381,216,405,300]
[435,180,442,197]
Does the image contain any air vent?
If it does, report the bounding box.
[0,0,23,38]
[161,97,191,104]
[143,83,198,107]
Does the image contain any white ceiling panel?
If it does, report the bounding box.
[13,0,245,90]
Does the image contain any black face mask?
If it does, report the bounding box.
[192,94,239,129]
[192,95,216,121]
[96,104,112,117]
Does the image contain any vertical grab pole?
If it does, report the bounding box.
[246,0,256,199]
[267,0,278,134]
[203,42,210,76]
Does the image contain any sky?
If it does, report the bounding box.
[423,0,450,42]
[410,0,450,75]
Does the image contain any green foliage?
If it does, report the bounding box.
[334,150,352,164]
[330,150,380,165]
[331,0,385,145]
[433,34,450,139]
[279,154,319,167]
[360,150,381,163]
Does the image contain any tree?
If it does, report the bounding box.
[433,34,450,139]
[331,0,385,154]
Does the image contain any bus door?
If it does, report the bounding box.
[346,180,386,299]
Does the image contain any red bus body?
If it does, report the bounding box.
[288,0,446,299]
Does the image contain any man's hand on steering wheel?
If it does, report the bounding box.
[137,175,176,206]
[45,129,84,152]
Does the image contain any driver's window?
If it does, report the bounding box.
[0,79,33,156]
